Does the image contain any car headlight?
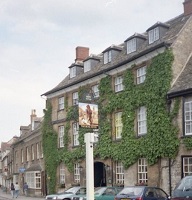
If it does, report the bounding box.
[52,196,58,200]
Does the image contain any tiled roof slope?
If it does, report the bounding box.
[168,55,192,98]
[43,14,191,96]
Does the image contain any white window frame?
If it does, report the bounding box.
[74,163,80,183]
[115,162,124,185]
[70,67,76,78]
[73,122,79,146]
[60,163,65,184]
[104,51,112,64]
[59,126,64,148]
[149,27,159,44]
[59,97,64,110]
[138,158,148,184]
[127,38,136,54]
[115,112,123,139]
[183,157,192,177]
[137,66,146,84]
[84,60,91,72]
[92,85,99,98]
[184,97,192,136]
[25,171,41,189]
[115,76,124,92]
[137,106,147,135]
[73,92,79,105]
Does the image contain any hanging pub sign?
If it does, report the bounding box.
[79,102,98,129]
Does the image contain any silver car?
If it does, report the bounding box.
[45,186,86,200]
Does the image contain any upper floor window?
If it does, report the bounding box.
[36,143,40,159]
[149,27,159,44]
[59,126,64,148]
[74,163,80,183]
[115,76,124,92]
[26,147,29,162]
[182,156,192,177]
[137,66,146,84]
[73,122,79,146]
[137,106,147,135]
[115,161,124,185]
[127,38,136,54]
[92,85,99,98]
[104,51,112,64]
[115,112,122,139]
[70,67,76,78]
[31,145,35,160]
[21,149,24,163]
[184,97,192,136]
[59,97,64,110]
[73,92,79,105]
[138,158,148,184]
[60,163,65,184]
[84,60,91,73]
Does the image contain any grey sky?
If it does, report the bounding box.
[0,0,183,143]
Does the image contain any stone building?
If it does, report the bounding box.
[42,0,192,195]
[11,110,45,197]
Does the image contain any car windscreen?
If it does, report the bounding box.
[175,177,192,191]
[119,187,143,196]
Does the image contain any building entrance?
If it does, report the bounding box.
[94,162,106,187]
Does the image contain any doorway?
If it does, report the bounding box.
[94,162,106,187]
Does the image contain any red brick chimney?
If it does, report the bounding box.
[75,46,89,62]
[183,0,192,16]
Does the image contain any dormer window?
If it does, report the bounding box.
[84,60,91,73]
[104,50,112,64]
[148,27,159,44]
[70,66,76,78]
[127,38,136,54]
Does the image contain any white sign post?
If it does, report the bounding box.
[84,133,96,200]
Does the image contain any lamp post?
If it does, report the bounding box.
[84,133,96,200]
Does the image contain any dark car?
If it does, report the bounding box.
[115,186,169,200]
[71,186,123,200]
[172,176,192,200]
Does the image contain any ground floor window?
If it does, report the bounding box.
[115,161,124,185]
[182,156,192,177]
[25,171,41,189]
[138,158,148,184]
[74,163,80,183]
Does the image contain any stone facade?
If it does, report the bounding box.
[42,0,192,196]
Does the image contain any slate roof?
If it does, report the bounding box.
[168,55,192,98]
[43,13,191,96]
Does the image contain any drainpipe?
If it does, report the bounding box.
[169,158,172,196]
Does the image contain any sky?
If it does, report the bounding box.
[0,0,184,144]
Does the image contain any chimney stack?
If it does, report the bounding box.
[75,46,89,62]
[30,109,36,124]
[183,0,192,16]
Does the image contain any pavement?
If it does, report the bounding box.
[0,188,45,200]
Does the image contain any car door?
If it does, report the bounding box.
[154,188,169,200]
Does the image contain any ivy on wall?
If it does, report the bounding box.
[42,49,181,192]
[42,102,59,194]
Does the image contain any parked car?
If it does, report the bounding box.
[172,175,192,200]
[114,186,169,200]
[45,186,86,200]
[71,186,123,200]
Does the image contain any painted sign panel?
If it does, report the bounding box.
[79,102,98,128]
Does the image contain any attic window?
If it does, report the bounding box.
[148,27,159,44]
[70,66,76,78]
[127,38,136,54]
[104,50,112,64]
[84,60,91,73]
